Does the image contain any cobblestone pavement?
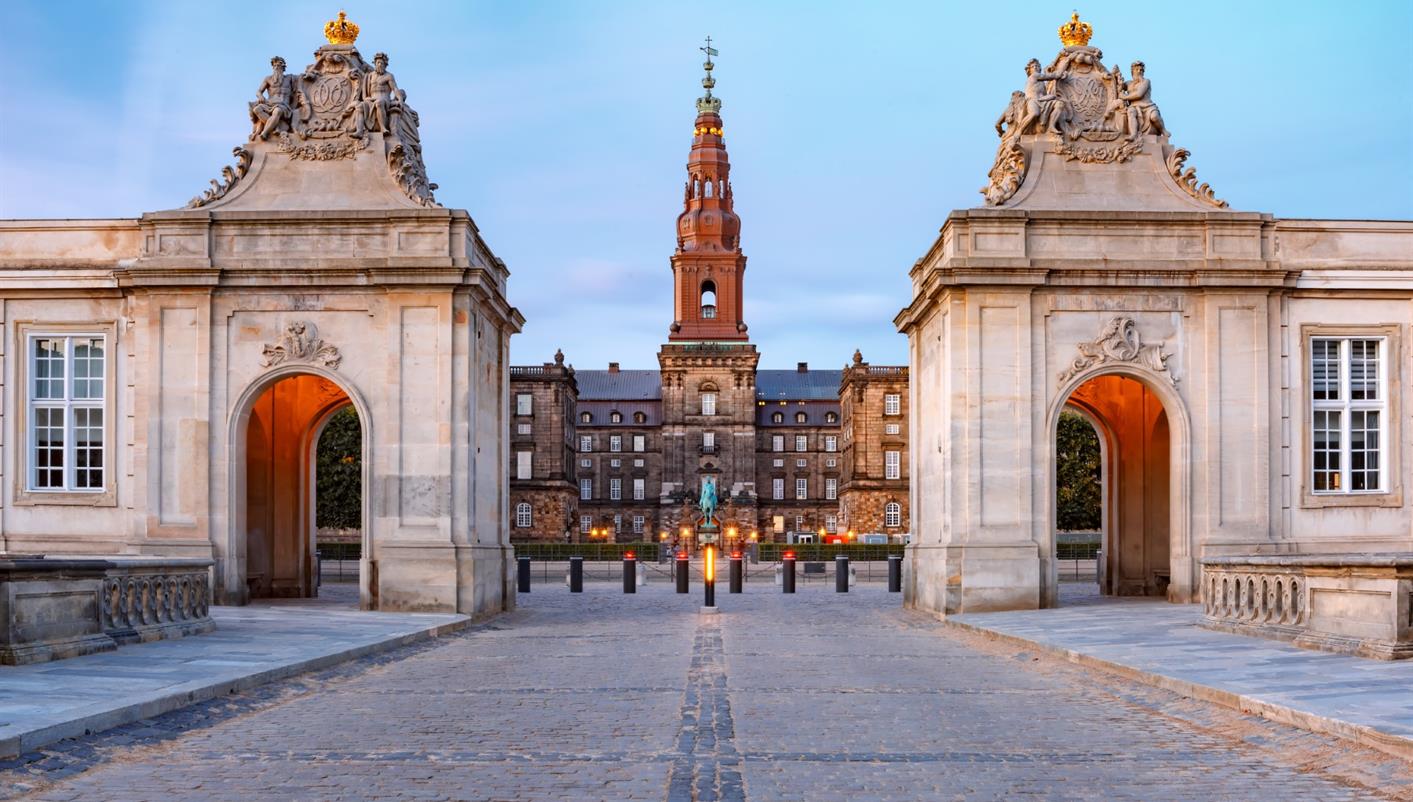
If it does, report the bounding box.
[3,582,1411,801]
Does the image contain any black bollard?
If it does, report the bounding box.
[704,546,716,609]
[569,556,584,593]
[675,551,689,594]
[782,552,796,594]
[835,554,849,593]
[517,555,531,593]
[888,554,903,593]
[623,552,637,594]
[729,552,743,593]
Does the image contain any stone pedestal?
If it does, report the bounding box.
[0,558,114,665]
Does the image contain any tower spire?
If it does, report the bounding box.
[668,38,748,342]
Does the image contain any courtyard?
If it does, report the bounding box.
[3,582,1410,801]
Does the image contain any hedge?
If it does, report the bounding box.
[757,543,905,562]
[513,543,662,561]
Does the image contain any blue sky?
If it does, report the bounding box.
[3,1,1410,369]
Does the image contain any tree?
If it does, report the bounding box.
[1056,410,1101,531]
[316,406,362,530]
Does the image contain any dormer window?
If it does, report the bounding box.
[771,412,784,424]
[610,411,622,424]
[701,280,717,319]
[580,412,592,424]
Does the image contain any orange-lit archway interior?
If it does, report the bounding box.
[1063,374,1171,598]
[244,374,353,599]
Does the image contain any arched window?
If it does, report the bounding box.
[610,411,622,424]
[884,502,902,528]
[515,502,532,528]
[633,411,646,424]
[580,412,592,424]
[704,179,714,198]
[771,412,784,424]
[795,412,807,424]
[700,280,717,319]
[825,411,838,424]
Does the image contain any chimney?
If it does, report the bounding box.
[797,362,808,373]
[608,362,620,373]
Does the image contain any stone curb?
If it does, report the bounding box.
[943,618,1413,763]
[0,615,470,759]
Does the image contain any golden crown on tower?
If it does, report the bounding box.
[1058,12,1093,47]
[324,10,360,45]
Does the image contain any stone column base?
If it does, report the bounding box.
[904,542,1041,616]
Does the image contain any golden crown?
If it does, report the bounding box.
[1058,12,1093,47]
[324,11,360,45]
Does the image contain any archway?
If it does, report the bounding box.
[230,369,372,608]
[1050,371,1186,603]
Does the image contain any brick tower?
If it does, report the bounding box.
[659,40,760,546]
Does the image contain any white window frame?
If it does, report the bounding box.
[703,431,716,451]
[610,477,622,501]
[795,477,808,500]
[772,458,784,468]
[884,423,900,436]
[1310,335,1389,496]
[795,435,808,452]
[580,458,592,468]
[825,515,837,534]
[614,514,622,533]
[885,450,901,480]
[701,392,717,416]
[23,330,115,499]
[633,434,645,452]
[825,477,837,500]
[515,502,532,528]
[772,435,784,452]
[580,435,593,453]
[632,515,645,535]
[885,502,902,528]
[580,515,592,533]
[516,450,532,480]
[516,422,532,435]
[772,477,784,500]
[515,393,533,416]
[633,458,644,468]
[633,477,645,501]
[580,478,593,500]
[610,458,621,468]
[825,458,837,469]
[610,434,622,453]
[824,435,837,452]
[884,393,901,416]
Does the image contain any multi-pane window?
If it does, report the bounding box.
[884,394,901,416]
[633,435,645,452]
[824,435,838,452]
[703,431,716,451]
[580,435,593,453]
[771,412,784,424]
[515,394,533,416]
[610,458,621,468]
[515,502,532,528]
[1311,337,1387,493]
[580,515,592,533]
[772,458,784,468]
[701,392,717,415]
[885,450,901,480]
[610,435,622,452]
[580,458,592,468]
[795,516,804,533]
[824,515,837,534]
[580,412,592,424]
[610,411,622,424]
[795,412,807,424]
[772,435,784,452]
[795,435,807,452]
[885,502,902,528]
[825,412,838,424]
[516,451,532,480]
[633,458,644,467]
[580,478,593,500]
[884,423,901,435]
[633,478,645,501]
[614,514,622,533]
[825,477,838,500]
[610,477,622,501]
[795,478,808,500]
[825,458,837,468]
[772,478,785,500]
[796,458,806,468]
[632,515,645,535]
[28,335,106,492]
[516,422,532,435]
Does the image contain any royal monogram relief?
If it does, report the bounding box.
[1058,317,1175,385]
[260,321,342,370]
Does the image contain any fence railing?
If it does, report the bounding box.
[757,543,905,562]
[513,543,663,561]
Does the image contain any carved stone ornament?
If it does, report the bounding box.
[260,321,342,370]
[1058,317,1175,385]
[187,146,252,209]
[191,12,440,208]
[1166,148,1228,208]
[982,13,1227,207]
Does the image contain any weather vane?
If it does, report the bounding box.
[701,35,718,65]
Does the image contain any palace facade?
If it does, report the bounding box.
[508,53,909,545]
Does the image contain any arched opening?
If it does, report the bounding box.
[234,371,369,607]
[1053,373,1176,602]
[700,280,717,319]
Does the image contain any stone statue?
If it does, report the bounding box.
[352,52,401,136]
[698,478,718,526]
[994,90,1026,140]
[1104,61,1164,138]
[249,57,303,141]
[1018,58,1071,136]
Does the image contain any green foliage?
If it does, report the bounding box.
[513,543,661,561]
[1056,410,1102,532]
[757,543,905,562]
[316,407,362,530]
